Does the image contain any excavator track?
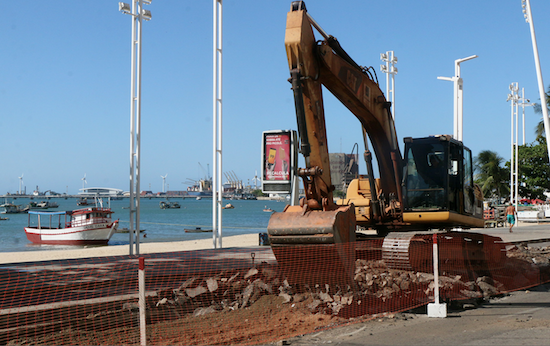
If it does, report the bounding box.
[379,231,507,279]
[381,232,419,271]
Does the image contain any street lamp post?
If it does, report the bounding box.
[380,51,397,119]
[119,0,152,256]
[437,55,478,142]
[507,83,519,209]
[522,0,550,160]
[213,0,223,249]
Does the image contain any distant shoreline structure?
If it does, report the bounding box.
[0,194,287,200]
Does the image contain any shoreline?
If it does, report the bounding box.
[0,233,262,265]
[1,222,545,265]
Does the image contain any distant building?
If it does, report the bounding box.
[166,190,186,196]
[79,187,124,198]
[329,153,359,192]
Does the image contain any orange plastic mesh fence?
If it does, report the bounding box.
[1,235,549,345]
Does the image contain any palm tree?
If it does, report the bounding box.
[533,85,550,139]
[474,150,509,202]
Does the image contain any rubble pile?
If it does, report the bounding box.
[506,244,550,266]
[149,264,285,319]
[145,258,514,322]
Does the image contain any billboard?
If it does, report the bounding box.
[262,130,297,193]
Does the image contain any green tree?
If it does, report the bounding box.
[474,150,509,202]
[518,137,550,200]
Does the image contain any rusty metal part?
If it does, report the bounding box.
[268,205,357,285]
[268,205,356,244]
[298,167,322,177]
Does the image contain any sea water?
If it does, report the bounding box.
[0,197,286,253]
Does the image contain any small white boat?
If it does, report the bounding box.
[24,207,119,245]
[223,203,235,209]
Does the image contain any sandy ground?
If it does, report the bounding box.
[0,234,260,264]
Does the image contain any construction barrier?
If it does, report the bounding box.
[1,234,549,345]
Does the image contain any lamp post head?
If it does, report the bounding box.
[141,9,152,20]
[455,55,478,65]
[119,2,131,13]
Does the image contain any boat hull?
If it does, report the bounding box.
[24,222,118,245]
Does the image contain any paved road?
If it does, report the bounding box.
[281,283,550,345]
[475,221,550,244]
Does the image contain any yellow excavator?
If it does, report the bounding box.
[268,2,499,283]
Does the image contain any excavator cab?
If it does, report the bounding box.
[402,135,484,229]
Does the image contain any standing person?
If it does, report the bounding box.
[506,203,517,233]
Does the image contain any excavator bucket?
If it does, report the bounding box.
[267,205,356,285]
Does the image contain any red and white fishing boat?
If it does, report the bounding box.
[24,207,119,245]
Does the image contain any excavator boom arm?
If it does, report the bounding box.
[285,5,402,207]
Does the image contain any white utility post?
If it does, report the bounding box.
[427,234,446,318]
[380,51,398,119]
[213,0,223,249]
[522,0,550,159]
[119,0,152,256]
[507,83,520,209]
[437,55,478,142]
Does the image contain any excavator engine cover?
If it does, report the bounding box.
[268,205,356,285]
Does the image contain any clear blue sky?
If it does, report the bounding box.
[1,0,549,195]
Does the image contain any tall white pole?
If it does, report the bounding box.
[510,88,514,205]
[120,0,151,255]
[522,88,526,145]
[508,83,519,205]
[128,0,138,256]
[135,0,144,255]
[515,95,519,208]
[437,55,477,142]
[523,0,550,159]
[380,51,397,119]
[213,0,223,248]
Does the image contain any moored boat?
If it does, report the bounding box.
[1,203,27,214]
[24,207,119,245]
[24,200,59,211]
[160,201,181,209]
[77,198,92,206]
[184,227,212,233]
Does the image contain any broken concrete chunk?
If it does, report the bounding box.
[206,278,219,292]
[156,298,168,307]
[186,285,207,298]
[244,268,259,279]
[279,292,292,303]
[193,306,218,317]
[179,277,197,290]
[241,283,255,308]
